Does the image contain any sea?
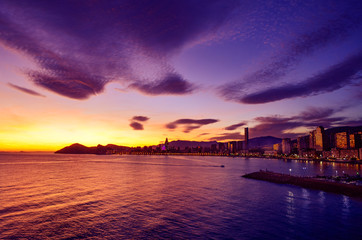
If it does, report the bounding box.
[0,153,361,239]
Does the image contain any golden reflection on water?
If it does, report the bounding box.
[1,154,362,239]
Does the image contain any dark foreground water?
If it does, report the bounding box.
[0,153,362,239]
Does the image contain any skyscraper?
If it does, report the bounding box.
[165,138,169,151]
[244,127,249,151]
[282,138,291,154]
[335,132,348,149]
[315,126,324,151]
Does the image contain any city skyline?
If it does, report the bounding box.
[1,0,362,151]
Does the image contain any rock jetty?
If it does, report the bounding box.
[243,171,362,198]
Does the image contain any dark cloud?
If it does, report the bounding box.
[0,0,238,99]
[209,132,243,141]
[130,73,195,95]
[240,52,362,104]
[220,7,362,103]
[225,121,246,130]
[166,118,219,133]
[8,83,45,97]
[251,116,303,139]
[132,116,149,122]
[130,121,144,130]
[297,107,336,121]
[197,133,210,138]
[249,107,357,138]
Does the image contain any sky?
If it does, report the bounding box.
[1,0,362,151]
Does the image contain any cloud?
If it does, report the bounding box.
[248,106,358,138]
[130,115,149,130]
[132,116,149,122]
[166,118,219,133]
[225,121,246,130]
[130,121,144,130]
[209,132,243,141]
[250,116,303,139]
[129,73,195,95]
[240,52,362,104]
[0,0,238,99]
[8,83,45,97]
[197,133,210,138]
[296,107,336,121]
[219,9,362,103]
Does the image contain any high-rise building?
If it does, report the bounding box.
[297,135,309,154]
[282,138,291,154]
[315,126,324,151]
[335,132,348,149]
[273,143,282,153]
[165,138,169,151]
[349,133,362,149]
[244,127,249,150]
[237,141,243,151]
[228,141,236,153]
[309,131,315,149]
[218,142,225,152]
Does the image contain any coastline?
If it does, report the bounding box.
[54,150,362,165]
[119,152,362,165]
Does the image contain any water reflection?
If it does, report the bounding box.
[286,191,295,222]
[1,153,362,239]
[342,195,350,215]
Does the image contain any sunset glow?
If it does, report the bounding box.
[1,0,361,151]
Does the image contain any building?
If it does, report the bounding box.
[335,132,348,149]
[218,142,226,152]
[244,127,249,151]
[350,133,362,149]
[297,136,309,151]
[273,143,282,154]
[309,131,315,149]
[315,126,324,151]
[282,138,291,155]
[228,141,236,153]
[165,138,169,151]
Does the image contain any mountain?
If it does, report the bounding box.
[168,140,218,149]
[55,143,130,154]
[55,143,94,154]
[249,136,282,149]
[168,137,282,150]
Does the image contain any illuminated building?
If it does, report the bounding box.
[335,132,348,149]
[315,126,324,151]
[228,141,236,153]
[273,143,282,153]
[350,133,362,149]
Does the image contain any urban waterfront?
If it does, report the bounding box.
[1,153,362,239]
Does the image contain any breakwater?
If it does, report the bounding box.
[243,171,362,198]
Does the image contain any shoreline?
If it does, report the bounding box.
[53,151,362,165]
[242,170,362,198]
[120,152,362,165]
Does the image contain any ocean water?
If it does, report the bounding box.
[0,153,361,239]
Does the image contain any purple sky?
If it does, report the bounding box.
[0,0,362,149]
